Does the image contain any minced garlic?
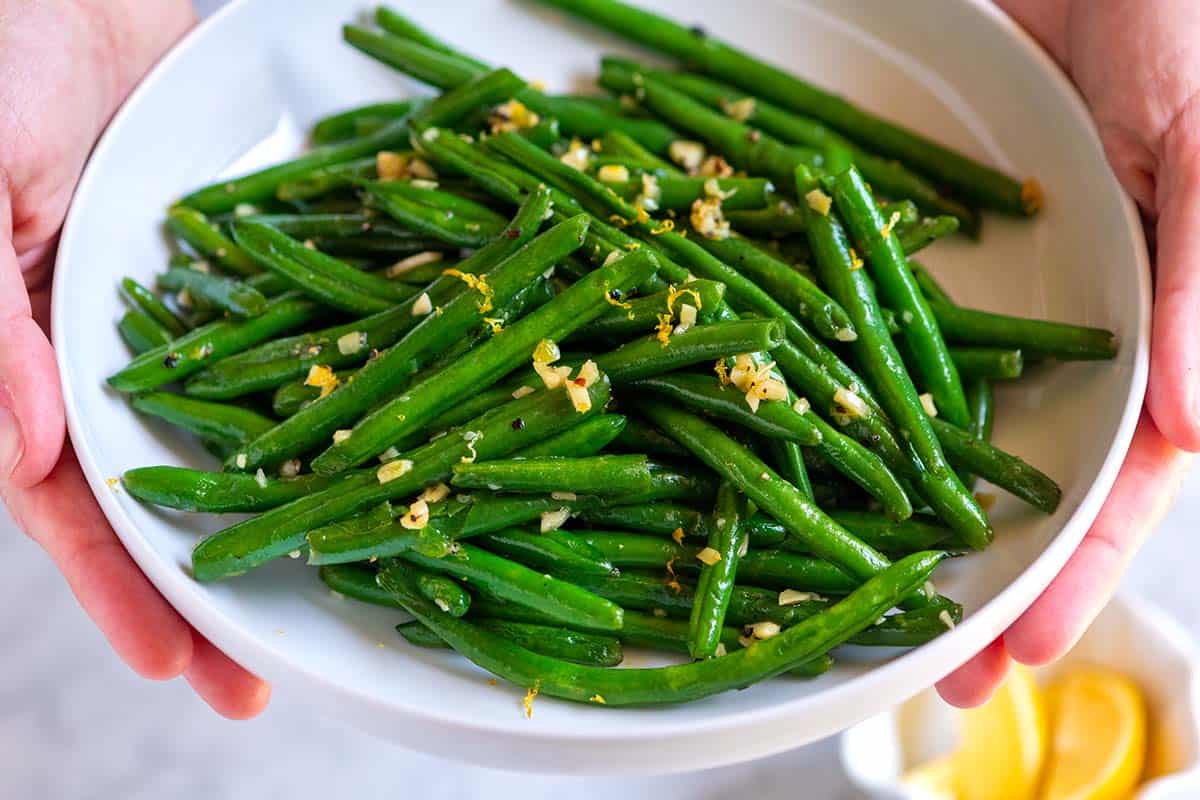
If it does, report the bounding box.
[919,393,938,417]
[511,385,536,399]
[833,387,869,419]
[697,155,733,178]
[690,196,730,240]
[419,482,451,504]
[540,508,570,532]
[748,621,781,640]
[696,547,722,566]
[778,589,819,606]
[805,189,832,216]
[376,151,408,181]
[721,96,756,122]
[411,292,433,316]
[386,250,443,278]
[376,459,414,484]
[558,138,591,171]
[400,498,430,530]
[635,173,661,212]
[669,140,706,173]
[596,164,630,183]
[336,331,367,356]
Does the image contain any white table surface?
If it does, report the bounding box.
[4,2,1196,796]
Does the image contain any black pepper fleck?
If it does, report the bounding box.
[162,352,180,369]
[689,24,707,38]
[506,227,522,239]
[511,417,526,430]
[608,288,623,301]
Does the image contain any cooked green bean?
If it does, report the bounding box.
[401,543,624,631]
[377,551,945,706]
[311,100,419,144]
[930,301,1119,361]
[827,167,969,427]
[930,416,1061,513]
[572,279,725,341]
[415,570,472,617]
[605,176,771,211]
[118,310,174,354]
[536,0,1034,216]
[948,347,1024,381]
[688,483,747,658]
[232,220,414,314]
[108,294,321,393]
[166,207,261,277]
[588,319,784,383]
[192,375,611,581]
[408,67,526,130]
[452,455,655,496]
[130,392,275,451]
[180,113,423,214]
[476,528,615,578]
[120,277,188,336]
[801,167,991,550]
[123,466,346,513]
[513,414,628,459]
[230,203,581,473]
[598,130,680,173]
[607,416,690,460]
[397,619,624,667]
[157,266,268,319]
[849,604,962,647]
[311,248,654,474]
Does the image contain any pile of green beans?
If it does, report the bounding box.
[109,2,1117,711]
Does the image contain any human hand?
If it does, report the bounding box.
[938,0,1199,706]
[0,0,270,718]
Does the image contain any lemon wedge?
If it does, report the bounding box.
[1040,669,1146,800]
[957,665,1048,800]
[902,754,960,799]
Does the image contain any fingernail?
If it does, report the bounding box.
[0,402,23,479]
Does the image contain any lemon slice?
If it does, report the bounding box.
[902,754,960,799]
[1040,669,1146,800]
[957,665,1048,800]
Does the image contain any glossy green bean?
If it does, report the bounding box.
[572,279,725,341]
[120,277,188,336]
[311,100,419,144]
[123,466,346,513]
[476,528,615,578]
[157,266,268,318]
[130,392,275,451]
[930,301,1119,361]
[107,294,321,393]
[948,347,1024,381]
[415,570,472,617]
[377,551,945,705]
[513,414,628,459]
[605,176,771,211]
[166,207,261,277]
[453,455,654,496]
[311,248,654,474]
[192,376,611,581]
[118,310,174,354]
[688,483,747,658]
[409,67,526,130]
[930,416,1061,513]
[396,619,624,667]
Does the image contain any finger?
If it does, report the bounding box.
[0,213,64,487]
[1,446,193,680]
[1149,101,1200,452]
[184,630,271,720]
[936,637,1010,708]
[1005,412,1189,664]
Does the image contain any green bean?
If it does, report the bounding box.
[967,379,995,445]
[513,414,628,459]
[269,370,348,417]
[688,483,747,658]
[361,179,508,247]
[586,319,784,383]
[572,279,725,341]
[929,301,1118,361]
[910,261,954,304]
[274,159,377,202]
[311,248,655,474]
[725,199,918,239]
[929,416,1060,513]
[415,570,472,617]
[156,266,268,319]
[607,416,690,460]
[319,564,400,606]
[180,113,423,214]
[192,377,612,581]
[231,205,581,473]
[118,311,174,354]
[801,168,991,550]
[826,511,961,557]
[636,401,926,605]
[311,100,419,144]
[130,392,275,451]
[600,62,823,191]
[238,212,408,241]
[537,0,1034,215]
[107,294,321,393]
[572,501,704,537]
[120,277,187,336]
[476,528,614,578]
[232,220,415,314]
[378,551,945,705]
[948,347,1024,381]
[771,439,814,500]
[897,215,962,253]
[630,373,821,447]
[452,455,655,496]
[409,67,526,130]
[184,305,424,400]
[604,176,771,211]
[828,167,969,427]
[303,501,397,561]
[123,466,346,513]
[396,619,624,667]
[849,604,962,647]
[401,543,624,631]
[615,63,978,232]
[166,207,261,277]
[692,234,855,342]
[598,130,680,173]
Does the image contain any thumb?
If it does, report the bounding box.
[0,228,65,488]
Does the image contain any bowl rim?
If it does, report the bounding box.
[52,0,1151,760]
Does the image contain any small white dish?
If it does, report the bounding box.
[53,0,1149,773]
[841,593,1200,799]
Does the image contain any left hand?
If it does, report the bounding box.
[938,0,1198,706]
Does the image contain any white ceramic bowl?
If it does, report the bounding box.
[54,0,1149,774]
[841,593,1200,799]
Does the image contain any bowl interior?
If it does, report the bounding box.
[54,0,1147,772]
